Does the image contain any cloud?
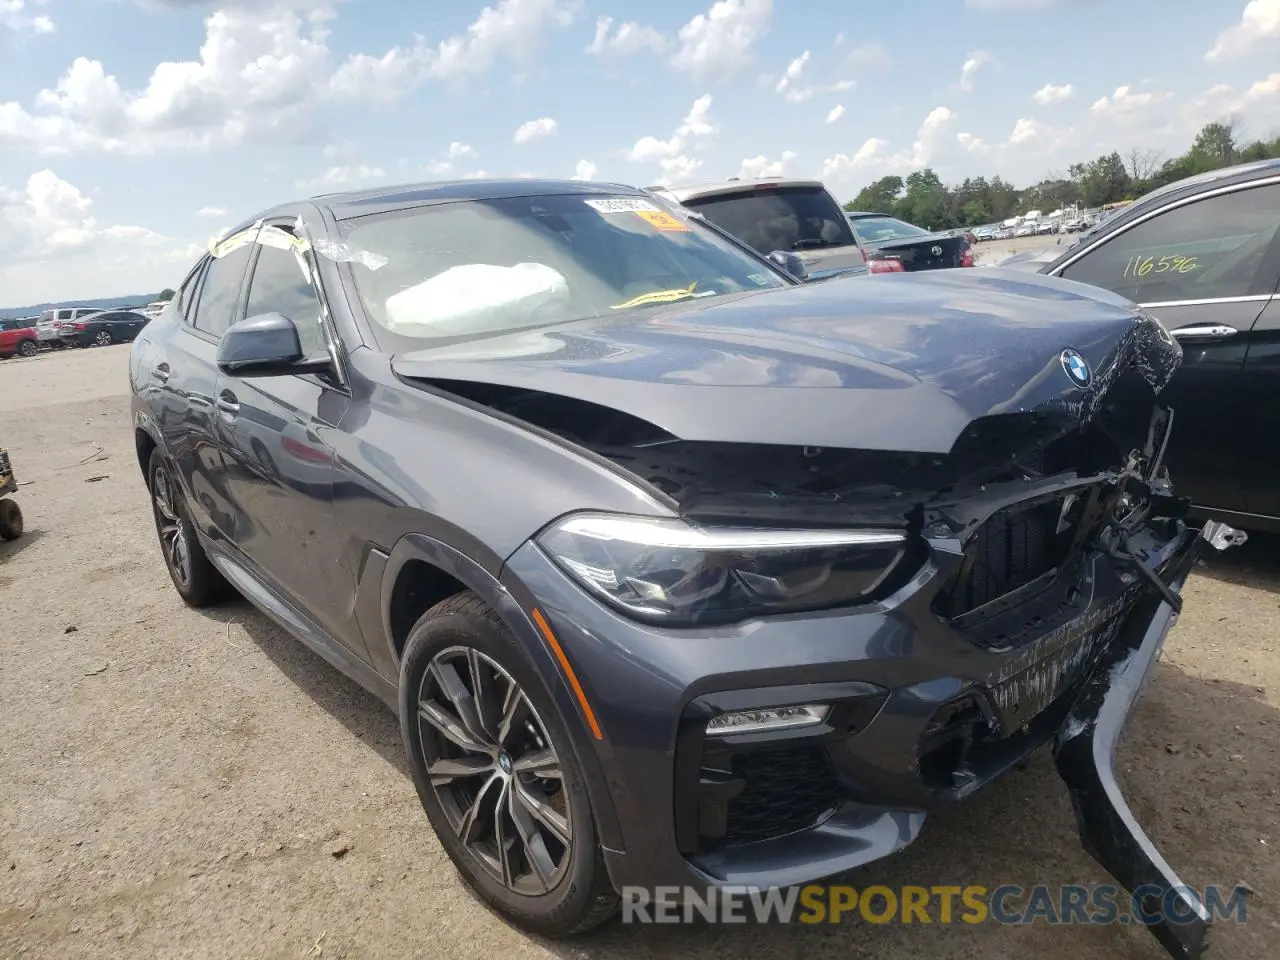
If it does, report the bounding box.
[585,15,667,55]
[513,116,557,143]
[818,137,887,183]
[1,0,54,34]
[0,170,193,304]
[1032,82,1075,104]
[957,131,988,152]
[1206,0,1280,62]
[3,8,332,153]
[845,42,892,71]
[625,94,716,164]
[0,3,584,154]
[294,164,387,189]
[1090,84,1171,114]
[670,0,772,81]
[332,0,580,96]
[654,154,702,187]
[570,159,597,180]
[775,50,810,98]
[959,50,991,92]
[1008,117,1041,144]
[826,104,845,123]
[195,205,227,217]
[771,48,855,102]
[425,141,478,175]
[738,150,797,178]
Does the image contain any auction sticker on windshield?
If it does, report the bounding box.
[635,210,690,232]
[584,198,661,213]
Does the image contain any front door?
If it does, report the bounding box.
[213,223,359,652]
[158,246,254,540]
[1239,292,1280,519]
[1055,180,1280,514]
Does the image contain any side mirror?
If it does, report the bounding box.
[767,249,809,281]
[217,313,329,377]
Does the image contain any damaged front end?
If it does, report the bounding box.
[401,306,1243,959]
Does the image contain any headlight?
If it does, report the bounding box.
[537,513,907,625]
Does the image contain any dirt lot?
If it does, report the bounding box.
[1,344,1276,960]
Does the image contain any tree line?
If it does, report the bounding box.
[842,120,1280,229]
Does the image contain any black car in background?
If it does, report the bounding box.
[62,309,151,347]
[1003,158,1280,532]
[130,177,1239,959]
[846,211,976,271]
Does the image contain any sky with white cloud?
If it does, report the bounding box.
[0,0,1278,305]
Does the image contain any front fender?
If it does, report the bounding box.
[376,531,625,854]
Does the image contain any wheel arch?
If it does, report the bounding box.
[377,531,625,853]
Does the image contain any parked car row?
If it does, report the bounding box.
[0,308,153,358]
[650,179,977,277]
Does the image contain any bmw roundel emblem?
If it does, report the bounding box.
[1060,348,1092,388]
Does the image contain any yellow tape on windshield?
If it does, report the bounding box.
[611,282,698,310]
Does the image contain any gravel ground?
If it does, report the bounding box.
[1,344,1276,960]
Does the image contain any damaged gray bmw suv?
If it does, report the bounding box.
[130,179,1242,959]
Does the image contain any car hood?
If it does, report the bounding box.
[392,268,1181,454]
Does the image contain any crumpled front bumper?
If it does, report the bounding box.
[1055,519,1246,960]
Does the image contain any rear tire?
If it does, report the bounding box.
[400,592,618,937]
[17,339,37,358]
[0,499,23,540]
[93,330,112,347]
[147,449,232,606]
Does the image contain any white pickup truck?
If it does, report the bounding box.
[35,307,103,347]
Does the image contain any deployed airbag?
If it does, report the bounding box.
[384,262,570,336]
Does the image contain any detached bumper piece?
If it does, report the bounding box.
[1055,520,1245,960]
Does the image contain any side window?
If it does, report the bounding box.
[244,236,327,356]
[178,259,207,324]
[192,244,253,338]
[56,309,72,321]
[1061,183,1280,303]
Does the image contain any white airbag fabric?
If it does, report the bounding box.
[384,262,569,336]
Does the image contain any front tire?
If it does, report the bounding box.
[147,449,232,606]
[400,592,618,937]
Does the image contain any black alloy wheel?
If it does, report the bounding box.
[399,592,618,937]
[151,459,193,591]
[418,645,573,896]
[146,449,232,606]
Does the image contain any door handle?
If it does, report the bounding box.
[151,362,170,382]
[216,391,240,419]
[1169,324,1238,341]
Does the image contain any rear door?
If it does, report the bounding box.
[213,221,358,649]
[1054,179,1280,514]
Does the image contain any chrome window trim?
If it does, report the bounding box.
[1139,294,1275,309]
[1048,173,1280,277]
